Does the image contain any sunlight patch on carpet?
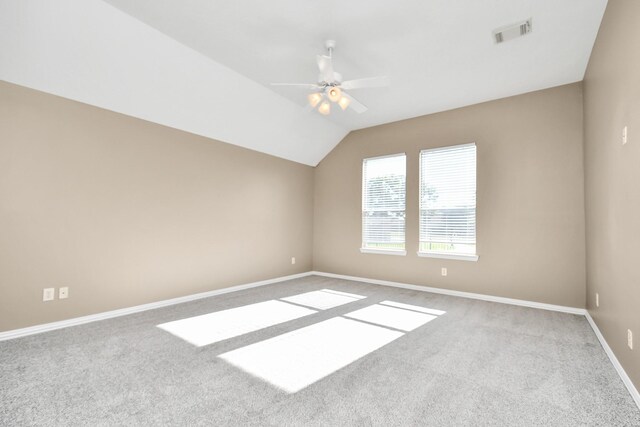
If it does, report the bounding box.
[157,300,316,347]
[280,289,365,310]
[379,300,446,316]
[219,317,402,393]
[344,304,438,331]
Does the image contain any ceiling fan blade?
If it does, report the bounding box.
[271,83,321,89]
[343,92,368,114]
[340,76,390,90]
[317,54,334,82]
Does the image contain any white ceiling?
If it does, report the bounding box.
[1,0,607,165]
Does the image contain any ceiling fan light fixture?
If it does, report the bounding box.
[271,40,387,115]
[318,101,331,115]
[308,92,323,108]
[338,95,351,110]
[327,86,342,102]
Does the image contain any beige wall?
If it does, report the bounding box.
[0,81,313,331]
[584,0,640,390]
[314,83,586,308]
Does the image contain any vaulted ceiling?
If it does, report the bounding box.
[1,0,607,166]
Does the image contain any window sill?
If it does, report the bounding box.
[360,248,407,256]
[417,252,479,262]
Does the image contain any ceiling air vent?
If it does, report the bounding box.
[493,18,532,44]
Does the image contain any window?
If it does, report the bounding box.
[361,154,406,255]
[419,143,477,261]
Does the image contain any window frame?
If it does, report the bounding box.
[360,152,407,256]
[417,143,478,262]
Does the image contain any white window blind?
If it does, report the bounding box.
[419,143,476,257]
[362,154,406,254]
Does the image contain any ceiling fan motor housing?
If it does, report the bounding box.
[319,72,343,85]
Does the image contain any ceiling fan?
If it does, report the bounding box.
[271,40,389,115]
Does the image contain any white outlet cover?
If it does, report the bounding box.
[623,126,628,145]
[291,257,296,265]
[441,268,448,276]
[43,288,55,302]
[596,293,599,307]
[628,329,633,350]
[59,287,69,299]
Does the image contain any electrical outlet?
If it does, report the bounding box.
[43,288,55,302]
[623,126,628,145]
[596,292,599,308]
[628,329,633,350]
[59,287,69,299]
[291,257,296,265]
[441,267,447,277]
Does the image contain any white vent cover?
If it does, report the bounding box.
[493,18,532,44]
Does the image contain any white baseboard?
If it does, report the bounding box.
[585,312,640,409]
[311,271,586,315]
[0,271,313,341]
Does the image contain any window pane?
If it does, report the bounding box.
[419,144,476,255]
[362,154,406,251]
